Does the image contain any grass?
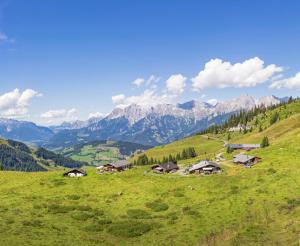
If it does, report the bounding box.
[132,134,224,164]
[0,102,300,245]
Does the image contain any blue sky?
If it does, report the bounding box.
[0,0,300,125]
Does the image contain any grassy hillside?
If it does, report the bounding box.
[62,140,151,166]
[0,138,87,172]
[132,134,224,165]
[0,101,299,245]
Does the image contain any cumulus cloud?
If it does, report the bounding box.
[112,94,126,105]
[206,99,218,106]
[112,89,175,108]
[132,75,160,87]
[88,112,104,119]
[0,88,40,118]
[40,108,77,125]
[132,78,145,87]
[270,72,300,89]
[166,74,187,95]
[192,57,283,90]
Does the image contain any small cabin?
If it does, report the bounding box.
[233,154,261,167]
[226,143,260,151]
[63,168,86,177]
[187,160,221,175]
[151,162,179,174]
[100,160,132,172]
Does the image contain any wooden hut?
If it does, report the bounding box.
[233,154,261,167]
[151,162,179,174]
[187,160,221,175]
[101,160,132,172]
[63,168,86,177]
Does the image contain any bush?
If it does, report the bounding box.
[126,209,151,219]
[22,220,43,227]
[107,221,152,238]
[48,204,75,214]
[66,194,81,200]
[71,212,94,221]
[145,201,169,212]
[182,206,199,216]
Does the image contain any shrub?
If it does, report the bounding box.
[145,200,169,212]
[71,212,94,221]
[107,221,151,238]
[22,220,43,227]
[66,194,81,200]
[83,223,105,232]
[48,204,76,214]
[126,209,151,219]
[182,206,199,216]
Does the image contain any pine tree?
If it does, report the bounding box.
[176,153,181,161]
[181,149,188,160]
[261,136,269,148]
[226,146,233,153]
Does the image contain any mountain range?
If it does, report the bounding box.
[0,95,288,148]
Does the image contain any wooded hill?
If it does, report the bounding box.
[0,138,87,172]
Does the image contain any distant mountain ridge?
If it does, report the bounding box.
[45,95,288,148]
[0,95,289,148]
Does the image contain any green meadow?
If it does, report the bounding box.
[0,101,300,245]
[63,144,120,166]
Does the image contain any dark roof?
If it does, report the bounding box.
[153,162,179,171]
[108,160,131,168]
[64,168,86,175]
[233,154,256,163]
[188,160,220,172]
[226,144,260,149]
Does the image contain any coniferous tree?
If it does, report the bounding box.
[261,136,270,148]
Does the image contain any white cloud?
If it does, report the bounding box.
[192,57,283,90]
[166,74,187,95]
[146,75,160,86]
[0,32,15,44]
[40,108,77,125]
[270,72,300,89]
[0,88,40,118]
[88,112,104,119]
[132,78,145,87]
[132,75,160,87]
[112,94,126,105]
[207,99,218,106]
[112,89,175,108]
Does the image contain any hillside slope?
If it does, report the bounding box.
[0,100,299,245]
[0,138,87,172]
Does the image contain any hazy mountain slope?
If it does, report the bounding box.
[0,118,54,145]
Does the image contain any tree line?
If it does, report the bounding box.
[0,144,46,172]
[134,147,197,166]
[200,97,295,135]
[35,147,87,168]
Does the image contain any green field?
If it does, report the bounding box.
[0,101,300,245]
[64,144,120,166]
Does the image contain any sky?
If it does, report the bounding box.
[0,0,300,125]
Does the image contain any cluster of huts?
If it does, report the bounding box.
[151,160,222,175]
[63,142,262,177]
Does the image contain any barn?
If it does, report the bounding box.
[187,160,221,175]
[100,160,132,172]
[151,162,179,174]
[233,154,261,167]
